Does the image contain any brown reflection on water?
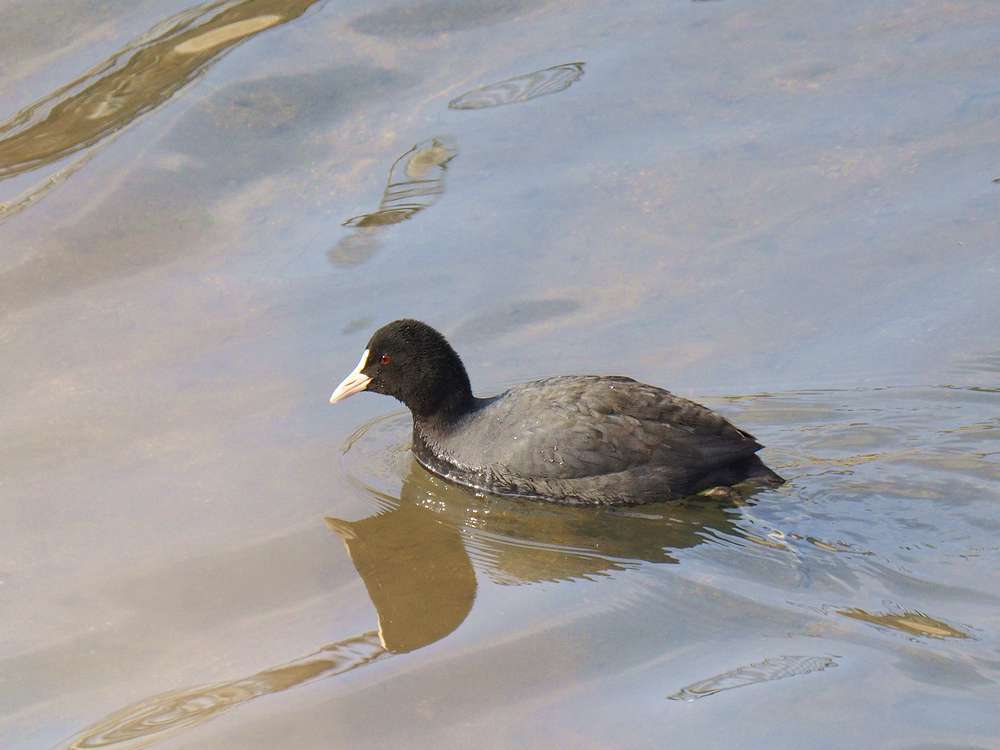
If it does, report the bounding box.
[329,137,456,266]
[448,62,585,110]
[0,135,114,222]
[838,608,970,640]
[0,0,322,218]
[340,424,750,587]
[62,457,751,750]
[324,495,476,654]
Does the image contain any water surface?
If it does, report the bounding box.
[1,0,998,748]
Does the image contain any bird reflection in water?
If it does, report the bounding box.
[355,460,743,587]
[327,137,456,267]
[59,460,747,749]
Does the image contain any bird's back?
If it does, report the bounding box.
[412,375,767,504]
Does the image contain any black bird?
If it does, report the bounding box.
[330,319,783,505]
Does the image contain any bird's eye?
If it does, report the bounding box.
[380,354,391,366]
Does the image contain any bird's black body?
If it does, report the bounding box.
[332,319,783,505]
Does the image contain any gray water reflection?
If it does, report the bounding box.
[351,0,541,38]
[453,298,582,342]
[667,654,839,701]
[448,62,585,110]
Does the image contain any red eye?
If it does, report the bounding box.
[380,354,391,366]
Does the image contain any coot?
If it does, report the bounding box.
[330,319,783,505]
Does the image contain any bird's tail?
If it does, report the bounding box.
[740,454,785,486]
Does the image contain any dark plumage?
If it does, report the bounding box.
[330,319,783,505]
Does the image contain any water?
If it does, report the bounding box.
[1,0,998,748]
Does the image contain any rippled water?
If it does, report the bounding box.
[2,0,998,748]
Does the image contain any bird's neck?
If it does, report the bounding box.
[411,387,475,427]
[405,348,475,425]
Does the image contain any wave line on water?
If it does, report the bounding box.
[58,631,388,750]
[667,654,839,701]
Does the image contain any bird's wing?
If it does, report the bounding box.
[490,376,760,481]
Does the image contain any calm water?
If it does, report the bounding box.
[2,1,999,748]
